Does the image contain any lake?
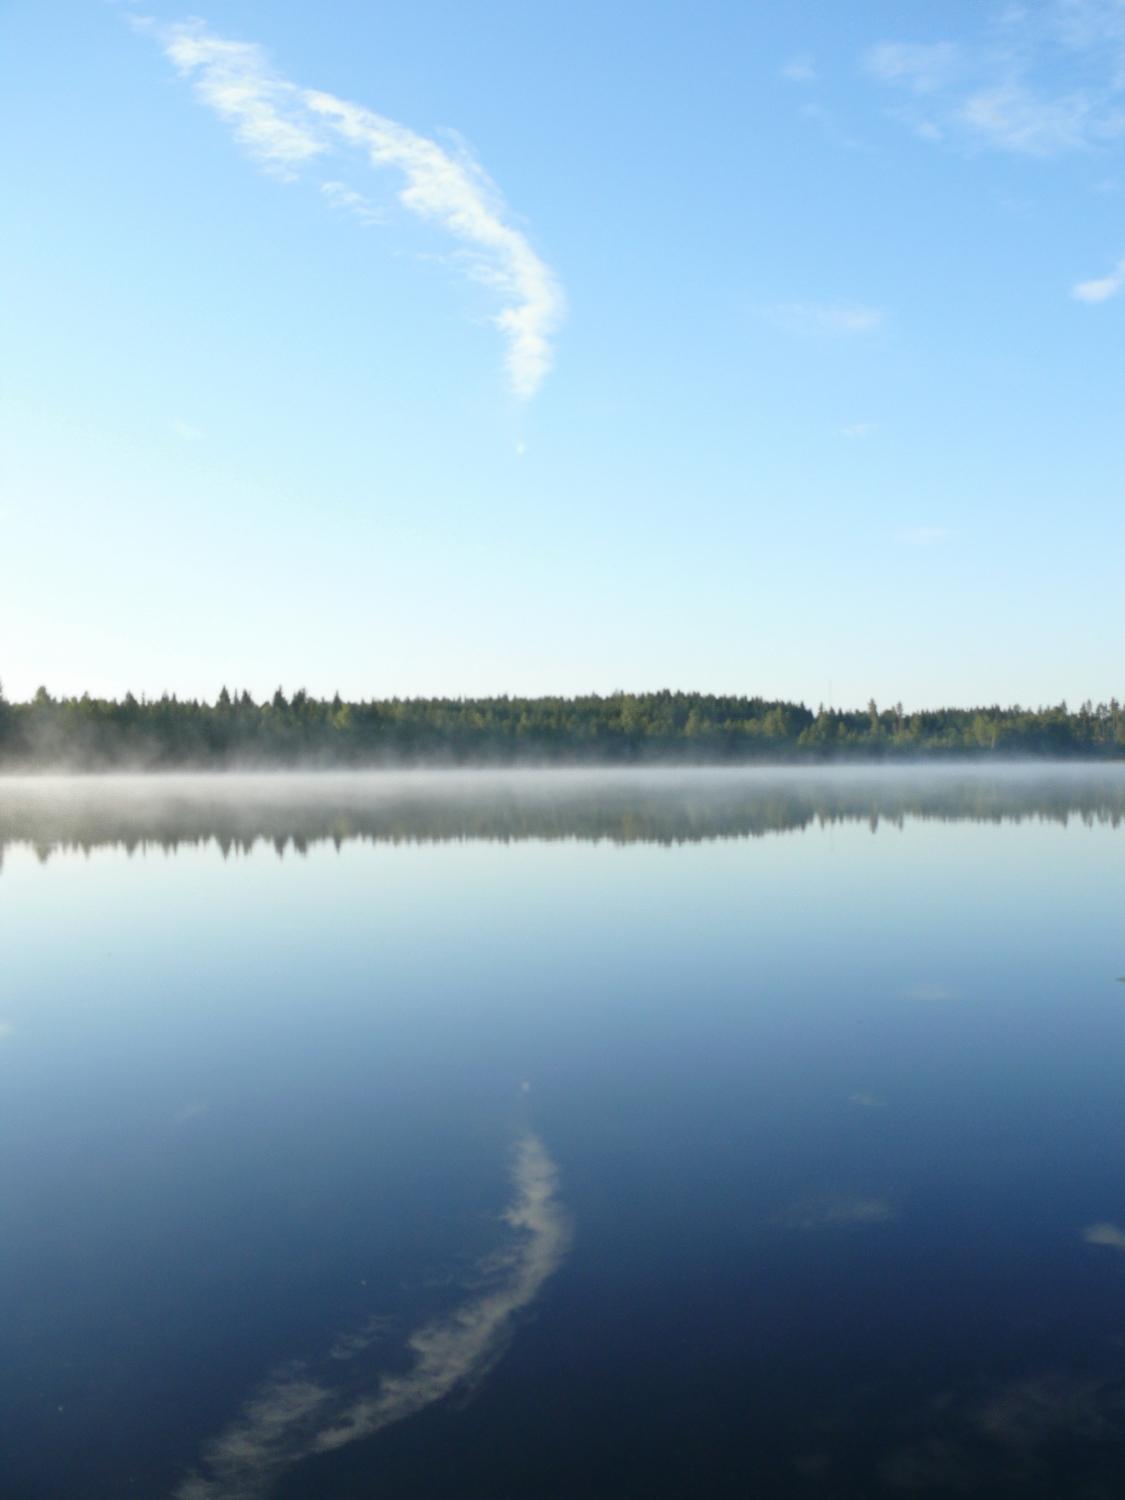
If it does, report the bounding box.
[3,766,1125,1498]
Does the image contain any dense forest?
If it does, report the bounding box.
[0,686,1123,768]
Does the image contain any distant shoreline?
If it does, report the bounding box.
[1,690,1122,770]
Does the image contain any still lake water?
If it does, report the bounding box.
[3,766,1125,1499]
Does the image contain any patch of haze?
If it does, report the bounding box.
[175,1132,569,1500]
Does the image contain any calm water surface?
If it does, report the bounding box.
[3,767,1125,1499]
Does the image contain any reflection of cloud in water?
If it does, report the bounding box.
[173,1099,210,1125]
[1083,1221,1125,1251]
[0,1019,13,1041]
[848,1091,886,1109]
[899,981,958,1002]
[880,1374,1125,1491]
[772,1192,895,1230]
[175,1134,569,1500]
[327,1316,393,1363]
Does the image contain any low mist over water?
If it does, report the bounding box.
[3,768,1125,1498]
[3,764,1125,861]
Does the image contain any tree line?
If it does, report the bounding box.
[1,686,1123,768]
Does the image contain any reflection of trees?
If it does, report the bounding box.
[1,769,1123,863]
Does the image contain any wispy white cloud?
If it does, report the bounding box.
[176,1133,569,1500]
[1072,256,1125,300]
[148,19,563,398]
[171,418,205,441]
[840,420,876,439]
[765,302,885,336]
[161,26,325,174]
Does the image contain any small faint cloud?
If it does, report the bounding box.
[172,418,204,441]
[1082,1221,1125,1251]
[1072,257,1125,302]
[866,41,961,95]
[781,55,817,84]
[773,1192,895,1230]
[514,440,526,457]
[900,980,957,1000]
[898,526,949,547]
[841,420,876,439]
[797,101,864,150]
[764,302,884,336]
[849,1091,886,1109]
[320,179,383,226]
[959,82,1096,157]
[0,1020,13,1042]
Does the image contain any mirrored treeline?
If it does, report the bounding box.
[2,765,1125,863]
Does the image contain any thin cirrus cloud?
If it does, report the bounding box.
[1072,258,1125,302]
[176,1133,570,1500]
[145,19,564,399]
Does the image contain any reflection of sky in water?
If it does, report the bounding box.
[1,769,1125,1498]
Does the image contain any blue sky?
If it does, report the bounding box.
[2,0,1123,708]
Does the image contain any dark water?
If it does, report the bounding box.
[3,767,1125,1499]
